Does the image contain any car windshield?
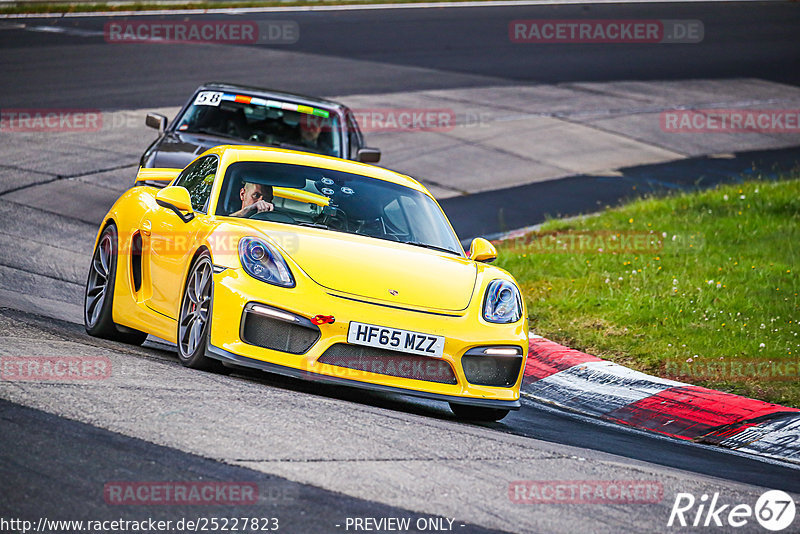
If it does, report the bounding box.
[175,90,342,158]
[216,161,464,256]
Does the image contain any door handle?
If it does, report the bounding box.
[141,220,152,236]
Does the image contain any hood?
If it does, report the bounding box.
[149,131,249,169]
[254,225,476,312]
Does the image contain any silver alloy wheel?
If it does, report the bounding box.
[179,257,212,357]
[85,232,113,328]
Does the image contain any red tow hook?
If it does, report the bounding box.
[311,315,335,325]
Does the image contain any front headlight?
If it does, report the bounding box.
[483,279,522,323]
[238,237,295,288]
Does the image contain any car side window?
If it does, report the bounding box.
[346,112,364,160]
[173,155,218,213]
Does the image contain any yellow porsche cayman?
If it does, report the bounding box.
[84,146,528,421]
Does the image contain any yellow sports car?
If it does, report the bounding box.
[84,145,528,421]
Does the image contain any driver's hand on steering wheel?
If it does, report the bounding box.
[239,200,275,217]
[229,200,274,218]
[247,200,274,216]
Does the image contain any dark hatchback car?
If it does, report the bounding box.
[140,82,381,178]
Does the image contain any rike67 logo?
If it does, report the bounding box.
[668,490,796,531]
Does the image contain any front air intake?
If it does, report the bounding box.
[240,305,320,354]
[461,354,523,387]
[317,344,457,384]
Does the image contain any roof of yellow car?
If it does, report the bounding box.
[209,145,428,194]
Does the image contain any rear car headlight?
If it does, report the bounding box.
[483,279,522,323]
[238,237,295,288]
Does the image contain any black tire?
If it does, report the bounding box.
[176,251,225,372]
[449,403,510,422]
[84,224,148,345]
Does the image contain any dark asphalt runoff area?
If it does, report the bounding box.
[0,2,798,109]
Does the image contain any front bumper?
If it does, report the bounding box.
[208,267,528,408]
[206,344,521,409]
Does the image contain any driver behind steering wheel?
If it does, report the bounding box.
[229,182,274,218]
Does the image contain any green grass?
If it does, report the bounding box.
[496,175,800,407]
[0,0,515,15]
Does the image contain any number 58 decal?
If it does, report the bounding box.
[193,91,223,107]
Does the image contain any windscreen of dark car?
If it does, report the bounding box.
[216,161,464,256]
[175,90,342,158]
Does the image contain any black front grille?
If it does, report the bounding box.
[317,344,457,384]
[241,313,320,354]
[461,355,523,387]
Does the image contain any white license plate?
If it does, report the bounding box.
[347,322,445,358]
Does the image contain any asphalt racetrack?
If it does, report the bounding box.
[1,2,800,533]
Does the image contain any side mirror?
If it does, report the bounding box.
[357,147,381,163]
[469,238,497,263]
[155,186,194,222]
[146,112,167,133]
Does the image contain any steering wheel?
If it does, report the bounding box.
[316,206,349,231]
[250,210,296,224]
[224,119,246,139]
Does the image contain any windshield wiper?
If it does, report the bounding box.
[297,222,329,229]
[183,128,241,141]
[267,140,325,155]
[398,241,461,256]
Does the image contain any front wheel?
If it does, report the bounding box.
[177,251,224,372]
[449,403,510,422]
[84,224,148,345]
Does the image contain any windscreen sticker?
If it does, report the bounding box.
[193,91,223,107]
[208,93,330,118]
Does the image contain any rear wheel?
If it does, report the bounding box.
[177,251,224,372]
[84,224,148,345]
[449,403,510,422]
